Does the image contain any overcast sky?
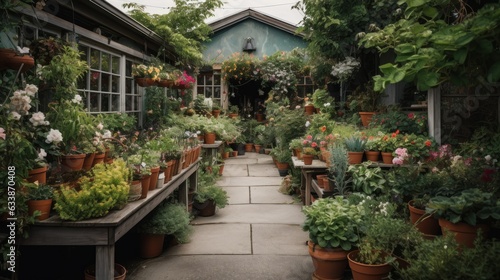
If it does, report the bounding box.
[106,0,304,26]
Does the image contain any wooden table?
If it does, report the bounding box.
[291,157,328,206]
[21,158,200,280]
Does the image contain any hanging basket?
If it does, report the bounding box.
[135,77,156,87]
[0,48,35,73]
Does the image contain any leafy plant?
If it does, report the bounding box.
[302,196,363,250]
[137,200,193,243]
[426,188,500,226]
[195,184,228,209]
[25,183,54,200]
[348,162,386,195]
[369,109,428,135]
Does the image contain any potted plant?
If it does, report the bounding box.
[25,182,54,221]
[211,102,221,118]
[311,88,333,113]
[194,184,229,217]
[302,196,364,280]
[156,71,174,87]
[131,64,161,87]
[364,135,381,162]
[348,202,422,280]
[289,138,303,159]
[302,147,319,165]
[348,161,386,195]
[270,143,292,177]
[29,36,69,66]
[228,105,239,118]
[347,81,384,127]
[136,200,193,258]
[426,188,500,248]
[344,135,366,164]
[54,159,130,221]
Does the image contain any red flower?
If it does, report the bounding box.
[320,126,327,132]
[408,113,415,119]
[311,142,318,148]
[425,140,432,147]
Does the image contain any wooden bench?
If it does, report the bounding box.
[21,158,200,280]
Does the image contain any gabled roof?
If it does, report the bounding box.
[208,9,302,36]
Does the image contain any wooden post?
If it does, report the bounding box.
[427,87,441,145]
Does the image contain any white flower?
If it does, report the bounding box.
[71,94,82,104]
[30,112,49,126]
[16,46,30,54]
[295,105,301,109]
[444,245,447,249]
[323,103,331,107]
[25,84,38,96]
[46,129,63,144]
[103,130,112,138]
[196,131,201,135]
[0,127,5,140]
[11,112,21,120]
[38,149,47,160]
[305,121,311,127]
[97,123,104,130]
[485,155,492,161]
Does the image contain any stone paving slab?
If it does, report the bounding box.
[251,186,297,204]
[217,176,283,187]
[127,255,313,280]
[222,186,249,204]
[252,224,309,255]
[248,164,278,177]
[192,204,304,225]
[166,224,251,255]
[224,158,258,165]
[223,164,248,177]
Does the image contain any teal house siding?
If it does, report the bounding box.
[203,9,307,62]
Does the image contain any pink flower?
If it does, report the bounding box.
[0,127,5,140]
[306,135,313,140]
[311,142,318,148]
[408,113,415,119]
[392,157,404,165]
[302,140,309,145]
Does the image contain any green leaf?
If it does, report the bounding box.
[453,48,468,64]
[487,62,500,83]
[395,43,415,54]
[379,63,397,76]
[455,33,475,47]
[406,0,427,8]
[422,6,438,19]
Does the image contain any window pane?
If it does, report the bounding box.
[134,96,140,111]
[125,78,132,94]
[90,92,100,112]
[90,71,99,90]
[204,87,212,98]
[214,87,221,98]
[112,75,119,93]
[112,56,120,74]
[112,94,120,111]
[90,49,100,69]
[126,95,132,111]
[101,73,110,92]
[214,74,221,85]
[102,53,110,72]
[206,75,213,85]
[101,94,110,112]
[126,60,132,77]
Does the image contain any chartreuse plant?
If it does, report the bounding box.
[54,159,130,221]
[302,196,364,250]
[348,162,387,195]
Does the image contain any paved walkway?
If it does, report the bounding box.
[127,152,313,280]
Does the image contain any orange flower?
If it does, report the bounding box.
[320,126,327,133]
[425,140,432,147]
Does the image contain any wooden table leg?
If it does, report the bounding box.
[96,245,114,280]
[304,170,311,206]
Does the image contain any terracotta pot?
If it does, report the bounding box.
[348,151,364,164]
[128,180,142,202]
[231,151,238,157]
[380,152,394,164]
[347,250,392,280]
[438,218,490,248]
[365,151,380,162]
[60,153,86,171]
[222,151,230,159]
[324,178,333,192]
[212,109,221,118]
[295,149,303,160]
[304,104,315,115]
[135,77,156,87]
[359,112,376,128]
[228,113,238,119]
[27,199,53,221]
[0,48,35,73]
[84,263,126,280]
[92,152,106,167]
[149,166,161,191]
[204,132,216,144]
[316,174,327,188]
[196,199,216,217]
[256,113,264,122]
[302,154,314,165]
[27,166,48,184]
[218,164,225,176]
[408,200,441,236]
[308,241,349,280]
[140,174,151,199]
[139,233,165,258]
[254,144,262,153]
[82,153,96,171]
[244,143,254,152]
